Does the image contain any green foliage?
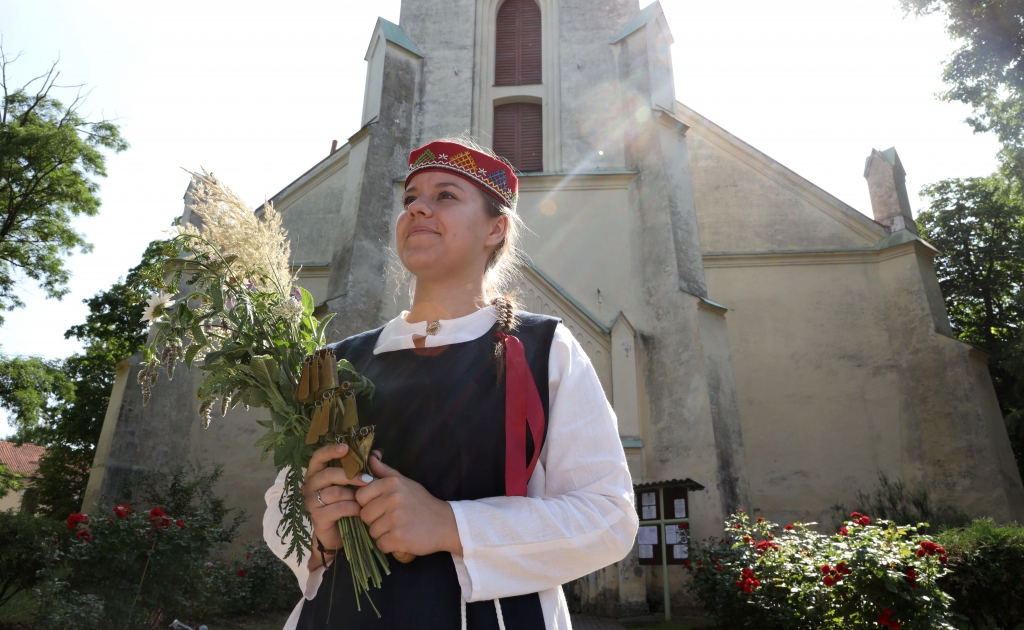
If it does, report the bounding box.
[0,47,128,323]
[916,177,1024,474]
[0,511,62,611]
[0,461,23,499]
[899,0,1024,178]
[205,540,301,617]
[37,466,245,629]
[830,472,971,533]
[0,239,168,519]
[686,511,955,629]
[142,228,372,564]
[935,519,1024,629]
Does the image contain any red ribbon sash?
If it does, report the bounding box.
[497,332,546,497]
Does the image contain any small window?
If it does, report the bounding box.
[495,0,542,86]
[494,102,543,172]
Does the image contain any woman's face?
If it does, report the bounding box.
[397,171,507,284]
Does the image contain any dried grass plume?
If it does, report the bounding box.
[178,169,295,296]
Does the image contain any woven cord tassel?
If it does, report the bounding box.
[494,599,507,630]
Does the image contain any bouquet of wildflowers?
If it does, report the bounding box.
[138,171,389,610]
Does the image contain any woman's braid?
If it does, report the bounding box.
[491,295,519,380]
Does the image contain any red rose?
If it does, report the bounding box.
[66,513,88,529]
[756,517,763,523]
[940,555,948,564]
[733,523,741,529]
[176,519,186,529]
[715,565,723,571]
[838,526,849,536]
[891,623,901,630]
[737,509,744,513]
[74,529,92,542]
[820,564,831,574]
[904,568,917,583]
[114,504,133,518]
[237,569,247,577]
[823,575,835,587]
[246,553,252,559]
[850,512,862,520]
[785,524,793,530]
[859,516,871,526]
[148,507,168,520]
[679,522,689,529]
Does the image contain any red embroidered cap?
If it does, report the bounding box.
[406,141,518,208]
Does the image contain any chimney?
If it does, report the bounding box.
[330,140,339,155]
[864,147,916,234]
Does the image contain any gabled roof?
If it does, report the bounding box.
[368,18,423,59]
[0,440,44,476]
[611,1,665,44]
[676,101,887,244]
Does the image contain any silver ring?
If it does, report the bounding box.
[316,489,327,507]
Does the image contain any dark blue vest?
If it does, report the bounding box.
[298,313,560,629]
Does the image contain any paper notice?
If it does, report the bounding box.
[665,526,679,545]
[638,525,658,545]
[642,505,657,520]
[674,498,687,518]
[639,544,653,559]
[673,542,689,559]
[642,492,656,506]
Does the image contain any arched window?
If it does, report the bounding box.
[495,0,542,86]
[494,102,543,172]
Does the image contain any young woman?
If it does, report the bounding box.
[264,139,638,629]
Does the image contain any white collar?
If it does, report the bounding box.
[372,305,499,354]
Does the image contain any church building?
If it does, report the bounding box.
[83,0,1024,616]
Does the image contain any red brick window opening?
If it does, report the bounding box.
[494,102,543,172]
[495,0,542,86]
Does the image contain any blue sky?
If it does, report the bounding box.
[0,0,1000,434]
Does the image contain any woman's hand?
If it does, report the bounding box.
[301,443,373,570]
[356,456,463,557]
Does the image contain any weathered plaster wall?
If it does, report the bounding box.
[275,154,349,267]
[516,174,637,325]
[685,118,883,254]
[556,0,637,171]
[691,106,1024,524]
[703,256,903,525]
[400,0,475,146]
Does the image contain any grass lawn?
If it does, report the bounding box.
[621,618,718,630]
[0,588,293,630]
[0,590,35,625]
[204,611,291,630]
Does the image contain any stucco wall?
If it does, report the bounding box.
[276,156,349,267]
[686,121,882,254]
[691,111,1024,524]
[703,256,903,524]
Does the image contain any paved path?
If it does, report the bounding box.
[569,614,627,630]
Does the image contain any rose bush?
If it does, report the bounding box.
[27,466,299,628]
[685,511,955,629]
[40,503,299,629]
[40,499,235,629]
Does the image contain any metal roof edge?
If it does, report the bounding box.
[611,1,662,44]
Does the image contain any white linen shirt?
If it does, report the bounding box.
[263,306,639,630]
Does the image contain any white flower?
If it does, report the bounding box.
[141,291,175,323]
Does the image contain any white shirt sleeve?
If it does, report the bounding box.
[263,468,325,629]
[448,323,639,601]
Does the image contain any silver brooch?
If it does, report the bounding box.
[425,321,441,336]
